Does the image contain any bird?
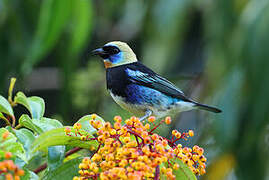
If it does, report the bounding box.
[92,41,221,121]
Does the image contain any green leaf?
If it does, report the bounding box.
[173,159,197,180]
[0,128,27,162]
[23,0,71,73]
[12,128,35,158]
[0,112,6,119]
[31,127,98,153]
[33,117,63,132]
[19,114,43,134]
[19,114,63,134]
[76,114,105,134]
[15,92,45,119]
[42,157,83,180]
[48,145,66,171]
[21,169,39,180]
[0,95,14,117]
[68,0,92,55]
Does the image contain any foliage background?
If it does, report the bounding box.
[0,0,269,179]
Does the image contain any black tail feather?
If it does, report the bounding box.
[194,102,222,113]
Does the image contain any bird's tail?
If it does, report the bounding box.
[194,102,222,113]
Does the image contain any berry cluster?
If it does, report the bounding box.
[0,131,25,180]
[68,115,207,180]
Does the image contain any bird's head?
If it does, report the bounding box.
[92,41,137,68]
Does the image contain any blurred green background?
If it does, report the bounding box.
[0,0,269,179]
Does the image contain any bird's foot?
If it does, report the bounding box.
[139,110,152,122]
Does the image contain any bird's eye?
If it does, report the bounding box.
[103,46,120,55]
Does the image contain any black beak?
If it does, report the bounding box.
[92,48,110,59]
[92,48,104,55]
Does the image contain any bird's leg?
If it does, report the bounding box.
[139,110,152,122]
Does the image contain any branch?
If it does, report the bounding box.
[33,147,82,174]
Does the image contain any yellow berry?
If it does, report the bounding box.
[188,130,194,137]
[110,129,116,135]
[91,114,97,120]
[114,116,122,122]
[125,119,132,126]
[165,116,171,124]
[4,152,12,159]
[172,130,178,136]
[144,123,150,129]
[148,116,155,123]
[64,127,71,134]
[2,131,9,139]
[73,123,82,130]
[175,132,181,138]
[80,136,86,141]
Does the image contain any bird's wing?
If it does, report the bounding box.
[126,68,192,102]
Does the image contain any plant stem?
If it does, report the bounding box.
[33,147,82,174]
[154,165,160,180]
[11,115,16,127]
[0,116,11,126]
[15,124,23,129]
[149,120,164,133]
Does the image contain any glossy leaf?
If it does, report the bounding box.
[15,92,45,119]
[24,0,71,72]
[76,114,105,134]
[48,145,66,171]
[13,128,35,157]
[68,0,92,55]
[18,114,43,134]
[19,114,62,134]
[0,95,14,117]
[173,159,197,180]
[0,128,27,162]
[31,127,98,153]
[42,157,83,180]
[21,169,39,180]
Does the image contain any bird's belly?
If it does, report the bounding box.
[109,92,146,116]
[109,85,196,118]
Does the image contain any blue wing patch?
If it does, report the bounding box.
[125,68,190,101]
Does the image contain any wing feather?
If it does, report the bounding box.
[126,68,191,102]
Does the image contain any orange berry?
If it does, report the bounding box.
[6,160,16,171]
[89,120,95,126]
[172,130,178,136]
[113,116,122,123]
[141,131,148,138]
[16,169,24,176]
[2,131,9,139]
[5,173,13,180]
[14,176,20,180]
[64,127,71,134]
[114,122,121,130]
[130,116,136,122]
[110,129,116,135]
[151,134,158,141]
[80,136,86,141]
[165,116,171,124]
[125,119,132,126]
[73,123,82,130]
[91,114,97,120]
[188,130,194,137]
[144,123,150,129]
[197,147,204,155]
[144,137,151,144]
[175,132,181,138]
[162,140,168,147]
[148,116,155,123]
[104,122,111,130]
[4,152,12,159]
